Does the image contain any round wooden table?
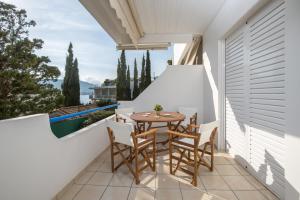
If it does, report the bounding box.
[130,112,185,152]
[130,111,185,131]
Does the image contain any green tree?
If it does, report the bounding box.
[69,58,80,105]
[116,59,122,100]
[145,50,151,88]
[0,2,64,119]
[118,50,127,100]
[62,43,80,106]
[62,43,73,105]
[126,65,131,100]
[132,58,139,99]
[140,54,146,92]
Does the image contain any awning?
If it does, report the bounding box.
[109,0,143,45]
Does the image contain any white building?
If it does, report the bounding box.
[1,0,300,199]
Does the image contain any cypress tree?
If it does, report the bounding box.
[116,59,122,100]
[140,54,145,92]
[70,58,80,105]
[119,50,127,100]
[62,43,80,106]
[145,50,151,88]
[126,65,131,100]
[62,43,74,106]
[133,58,139,99]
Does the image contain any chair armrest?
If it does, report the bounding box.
[134,129,157,138]
[167,130,199,139]
[188,124,200,129]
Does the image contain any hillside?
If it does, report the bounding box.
[49,79,96,95]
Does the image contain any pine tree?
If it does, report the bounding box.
[0,2,64,119]
[119,50,127,100]
[140,54,146,92]
[133,58,139,99]
[126,65,131,100]
[145,50,151,88]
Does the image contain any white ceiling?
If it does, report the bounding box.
[133,0,225,35]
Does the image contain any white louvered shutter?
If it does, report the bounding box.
[225,0,285,198]
[247,1,286,198]
[225,24,249,166]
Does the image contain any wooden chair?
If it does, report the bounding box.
[115,107,134,123]
[168,121,219,186]
[106,120,156,184]
[177,107,198,132]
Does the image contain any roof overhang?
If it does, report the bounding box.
[80,0,225,50]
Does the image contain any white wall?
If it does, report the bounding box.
[284,0,300,199]
[0,114,111,200]
[120,65,204,123]
[173,43,188,65]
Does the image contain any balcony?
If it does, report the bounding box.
[1,0,300,199]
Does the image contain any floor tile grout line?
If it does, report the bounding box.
[70,168,98,200]
[70,184,84,200]
[97,175,114,200]
[126,175,134,200]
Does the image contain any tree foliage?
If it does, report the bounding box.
[116,50,127,100]
[0,2,64,119]
[132,58,139,99]
[140,54,146,92]
[62,43,80,106]
[116,59,121,100]
[145,50,151,88]
[126,65,131,100]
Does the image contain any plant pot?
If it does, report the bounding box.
[156,111,160,116]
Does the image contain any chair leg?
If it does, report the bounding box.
[210,143,214,171]
[153,140,156,172]
[169,138,173,174]
[135,148,140,184]
[192,147,198,186]
[111,144,114,172]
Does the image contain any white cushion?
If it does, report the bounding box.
[107,120,147,147]
[178,107,197,127]
[107,120,135,146]
[118,113,134,123]
[175,120,219,148]
[198,120,219,146]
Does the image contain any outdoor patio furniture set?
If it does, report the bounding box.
[107,107,218,187]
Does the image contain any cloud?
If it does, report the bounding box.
[3,0,172,84]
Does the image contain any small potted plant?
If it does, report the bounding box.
[154,104,163,116]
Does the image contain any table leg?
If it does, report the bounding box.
[146,122,152,131]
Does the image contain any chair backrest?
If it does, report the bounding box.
[198,120,219,146]
[178,107,197,126]
[115,107,134,115]
[106,120,134,146]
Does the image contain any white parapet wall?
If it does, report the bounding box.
[120,65,204,123]
[0,114,111,200]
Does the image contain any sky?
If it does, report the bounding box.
[3,0,173,85]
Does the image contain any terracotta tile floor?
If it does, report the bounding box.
[58,148,279,200]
